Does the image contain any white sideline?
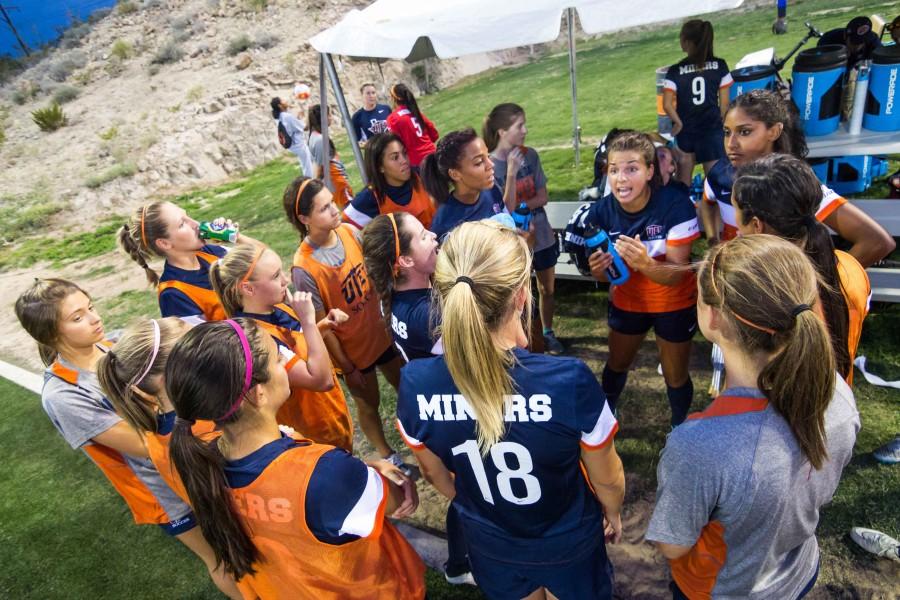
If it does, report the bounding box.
[0,359,451,570]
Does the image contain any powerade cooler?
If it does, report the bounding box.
[863,45,900,132]
[791,45,847,136]
[729,65,777,100]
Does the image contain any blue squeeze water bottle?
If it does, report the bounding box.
[583,226,630,285]
[689,173,704,206]
[512,202,532,231]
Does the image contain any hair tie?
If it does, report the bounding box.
[294,179,313,219]
[220,319,253,421]
[455,275,475,287]
[133,319,161,387]
[140,205,149,249]
[791,304,812,318]
[386,212,401,276]
[802,214,817,229]
[240,246,265,287]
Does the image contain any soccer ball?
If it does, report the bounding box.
[294,83,311,100]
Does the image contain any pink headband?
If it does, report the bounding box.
[133,319,160,387]
[220,319,253,420]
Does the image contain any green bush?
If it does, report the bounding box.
[226,34,252,56]
[110,39,133,60]
[245,0,267,10]
[85,161,137,188]
[31,103,68,132]
[151,39,183,64]
[52,85,80,104]
[99,126,119,140]
[117,0,138,15]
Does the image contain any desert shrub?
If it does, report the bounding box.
[226,34,252,56]
[85,162,137,188]
[60,22,92,49]
[11,83,39,105]
[48,51,87,82]
[31,103,68,132]
[246,0,267,11]
[253,31,279,50]
[52,85,80,104]
[110,39,133,60]
[151,39,183,64]
[88,7,113,23]
[186,85,204,103]
[99,126,119,141]
[117,0,138,15]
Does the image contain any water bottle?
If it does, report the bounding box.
[199,221,238,243]
[583,226,630,285]
[689,173,704,206]
[512,202,532,231]
[848,62,869,136]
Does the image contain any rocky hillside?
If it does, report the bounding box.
[0,0,505,228]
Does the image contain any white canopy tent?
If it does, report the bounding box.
[309,0,743,187]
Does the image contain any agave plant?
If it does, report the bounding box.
[31,102,68,132]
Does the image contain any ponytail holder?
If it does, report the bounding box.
[240,246,265,287]
[791,304,812,318]
[219,319,254,421]
[455,275,475,287]
[140,205,149,249]
[803,214,818,229]
[386,212,401,276]
[294,179,313,219]
[133,319,161,387]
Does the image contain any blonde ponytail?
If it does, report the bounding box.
[209,244,268,317]
[433,221,531,454]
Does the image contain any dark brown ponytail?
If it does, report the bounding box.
[119,201,168,286]
[282,176,325,239]
[362,212,415,319]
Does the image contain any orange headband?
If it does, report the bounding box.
[140,205,149,249]
[709,248,777,335]
[241,246,265,286]
[387,212,401,276]
[294,179,313,219]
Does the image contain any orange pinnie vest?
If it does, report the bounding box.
[49,360,170,525]
[157,250,227,321]
[251,305,354,451]
[145,420,218,503]
[836,250,870,384]
[292,225,392,370]
[232,442,425,600]
[376,176,436,229]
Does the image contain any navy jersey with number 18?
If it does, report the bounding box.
[396,349,618,563]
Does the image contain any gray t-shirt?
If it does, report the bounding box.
[42,353,191,522]
[309,131,324,170]
[646,378,859,599]
[291,230,362,312]
[491,147,556,253]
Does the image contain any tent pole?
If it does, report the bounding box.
[319,54,331,190]
[566,7,580,166]
[324,53,368,187]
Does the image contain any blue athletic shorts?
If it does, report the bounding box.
[675,128,725,163]
[360,344,399,374]
[533,237,561,272]
[158,511,197,536]
[467,539,614,600]
[608,304,697,343]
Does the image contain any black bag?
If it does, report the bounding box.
[562,202,594,276]
[277,120,293,149]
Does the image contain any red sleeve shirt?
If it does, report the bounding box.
[386,106,438,167]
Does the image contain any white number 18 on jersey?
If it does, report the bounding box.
[452,439,541,505]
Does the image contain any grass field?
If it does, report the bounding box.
[2,0,899,597]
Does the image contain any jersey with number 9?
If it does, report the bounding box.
[396,348,618,561]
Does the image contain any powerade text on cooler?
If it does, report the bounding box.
[512,203,532,231]
[583,226,629,285]
[199,221,238,243]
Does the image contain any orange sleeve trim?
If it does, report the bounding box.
[667,232,701,247]
[816,197,847,222]
[284,354,301,372]
[395,419,425,450]
[580,421,619,451]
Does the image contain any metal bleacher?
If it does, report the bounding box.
[543,199,900,303]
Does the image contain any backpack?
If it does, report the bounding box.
[277,119,293,149]
[562,202,593,276]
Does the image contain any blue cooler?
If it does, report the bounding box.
[827,155,871,195]
[791,45,847,136]
[730,65,778,100]
[863,45,900,132]
[807,157,830,184]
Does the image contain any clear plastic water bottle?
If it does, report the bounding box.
[199,221,238,243]
[583,226,629,285]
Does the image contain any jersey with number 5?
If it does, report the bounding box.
[664,57,732,135]
[396,348,618,559]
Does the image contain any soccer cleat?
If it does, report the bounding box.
[873,436,900,464]
[444,570,477,586]
[543,331,565,355]
[850,528,900,562]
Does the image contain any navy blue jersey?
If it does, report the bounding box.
[430,185,506,241]
[351,104,391,142]
[664,57,732,134]
[344,181,414,228]
[158,244,227,319]
[390,288,439,361]
[224,435,384,545]
[396,349,618,561]
[583,185,699,313]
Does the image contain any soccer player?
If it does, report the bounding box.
[386,83,439,169]
[397,220,625,599]
[350,83,391,145]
